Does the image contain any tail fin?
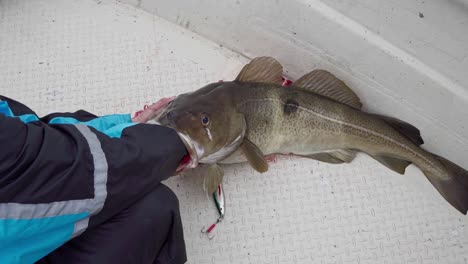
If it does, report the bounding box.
[424,155,468,214]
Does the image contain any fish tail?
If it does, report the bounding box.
[422,153,468,214]
[367,114,468,214]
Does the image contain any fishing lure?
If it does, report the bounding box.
[201,183,225,239]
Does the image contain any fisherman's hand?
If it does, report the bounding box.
[132,97,175,123]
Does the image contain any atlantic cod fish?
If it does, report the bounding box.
[155,57,468,215]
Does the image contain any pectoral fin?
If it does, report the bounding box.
[301,149,357,164]
[203,164,224,195]
[241,138,269,173]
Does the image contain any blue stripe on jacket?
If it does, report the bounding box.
[0,213,89,264]
[0,101,133,263]
[1,100,136,138]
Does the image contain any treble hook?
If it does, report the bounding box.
[201,216,223,240]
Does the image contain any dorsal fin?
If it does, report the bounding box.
[235,57,283,84]
[370,114,424,146]
[294,69,362,109]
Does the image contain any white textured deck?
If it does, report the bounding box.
[1,0,467,263]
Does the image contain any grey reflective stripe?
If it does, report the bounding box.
[0,124,109,236]
[74,124,108,215]
[0,201,94,219]
[73,217,90,238]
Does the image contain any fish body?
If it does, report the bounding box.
[156,57,468,214]
[219,82,437,173]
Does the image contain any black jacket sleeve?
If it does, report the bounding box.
[87,123,188,225]
[0,96,187,225]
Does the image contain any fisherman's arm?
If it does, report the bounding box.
[0,96,187,262]
[0,95,187,206]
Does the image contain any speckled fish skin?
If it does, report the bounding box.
[156,57,468,215]
[218,82,433,168]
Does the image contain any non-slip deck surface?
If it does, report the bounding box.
[1,1,467,263]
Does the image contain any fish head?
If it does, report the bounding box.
[156,82,246,169]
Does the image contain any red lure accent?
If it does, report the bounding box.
[206,224,216,233]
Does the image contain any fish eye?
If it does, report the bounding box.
[201,114,210,126]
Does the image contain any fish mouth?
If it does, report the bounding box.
[143,96,199,174]
[150,118,201,174]
[148,122,198,174]
[174,132,200,174]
